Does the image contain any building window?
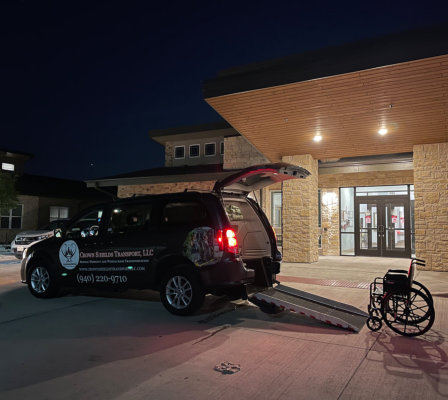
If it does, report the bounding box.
[220,141,224,155]
[0,204,23,229]
[204,143,216,156]
[1,162,14,172]
[410,185,415,256]
[340,187,355,255]
[318,190,322,228]
[318,190,322,248]
[174,146,185,159]
[50,206,69,221]
[189,144,200,158]
[271,191,282,228]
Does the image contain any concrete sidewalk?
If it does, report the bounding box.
[1,255,448,399]
[280,255,448,294]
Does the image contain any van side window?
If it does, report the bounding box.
[65,208,103,239]
[108,203,153,234]
[162,202,207,226]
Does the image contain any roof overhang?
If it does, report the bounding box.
[203,24,448,161]
[148,121,239,146]
[86,171,234,188]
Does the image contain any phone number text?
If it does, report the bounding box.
[76,274,128,284]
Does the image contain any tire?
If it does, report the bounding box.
[381,288,435,337]
[412,280,433,304]
[366,317,382,332]
[27,263,59,299]
[160,266,205,316]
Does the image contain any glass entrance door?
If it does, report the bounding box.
[356,202,380,256]
[355,196,410,257]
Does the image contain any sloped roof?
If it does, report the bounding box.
[86,163,233,188]
[203,22,448,97]
[16,174,114,199]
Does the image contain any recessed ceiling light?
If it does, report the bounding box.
[378,128,388,135]
[313,134,322,142]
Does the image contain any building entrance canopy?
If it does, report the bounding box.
[203,24,448,162]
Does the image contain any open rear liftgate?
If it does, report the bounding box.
[248,260,369,332]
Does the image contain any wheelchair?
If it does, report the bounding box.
[366,258,435,337]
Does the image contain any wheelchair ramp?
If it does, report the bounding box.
[250,284,368,332]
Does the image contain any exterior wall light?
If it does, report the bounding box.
[322,192,338,206]
[313,134,322,142]
[378,128,388,135]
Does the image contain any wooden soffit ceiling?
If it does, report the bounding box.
[205,55,448,161]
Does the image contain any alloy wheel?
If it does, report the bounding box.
[165,275,193,309]
[30,267,50,294]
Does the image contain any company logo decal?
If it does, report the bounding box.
[59,240,80,269]
[183,227,222,267]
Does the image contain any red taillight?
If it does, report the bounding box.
[226,229,237,249]
[217,228,238,254]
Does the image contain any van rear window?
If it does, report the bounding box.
[225,204,244,221]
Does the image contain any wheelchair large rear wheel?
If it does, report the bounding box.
[412,280,433,304]
[381,288,435,337]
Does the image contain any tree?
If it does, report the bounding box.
[0,173,18,213]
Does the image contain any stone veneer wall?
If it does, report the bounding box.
[320,188,340,256]
[318,169,414,188]
[281,154,319,263]
[413,143,448,271]
[164,142,173,166]
[118,181,215,198]
[223,136,269,169]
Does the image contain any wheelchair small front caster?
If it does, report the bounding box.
[366,316,382,332]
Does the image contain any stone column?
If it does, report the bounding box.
[413,143,448,271]
[281,154,319,263]
[164,142,173,167]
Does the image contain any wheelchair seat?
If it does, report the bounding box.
[383,262,415,293]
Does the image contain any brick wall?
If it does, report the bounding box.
[118,181,216,198]
[223,136,269,169]
[413,143,448,271]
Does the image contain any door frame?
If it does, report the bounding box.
[354,195,411,258]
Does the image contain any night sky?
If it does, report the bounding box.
[2,0,448,181]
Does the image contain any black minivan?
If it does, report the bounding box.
[20,163,309,315]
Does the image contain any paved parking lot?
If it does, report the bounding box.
[1,254,448,399]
